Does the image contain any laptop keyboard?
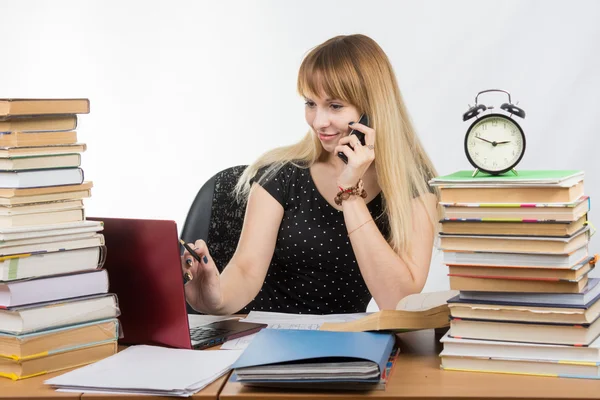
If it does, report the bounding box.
[189,326,230,348]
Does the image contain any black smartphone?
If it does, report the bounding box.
[337,114,370,164]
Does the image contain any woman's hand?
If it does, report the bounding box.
[181,239,223,313]
[335,121,376,188]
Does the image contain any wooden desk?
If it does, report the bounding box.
[0,370,81,400]
[220,329,600,400]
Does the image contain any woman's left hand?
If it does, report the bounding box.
[335,121,376,189]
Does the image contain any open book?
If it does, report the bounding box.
[319,290,458,332]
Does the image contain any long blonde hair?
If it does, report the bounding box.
[236,34,439,258]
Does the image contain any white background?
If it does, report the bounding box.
[1,0,599,295]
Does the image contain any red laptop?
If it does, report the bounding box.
[88,217,265,349]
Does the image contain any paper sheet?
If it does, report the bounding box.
[220,311,369,350]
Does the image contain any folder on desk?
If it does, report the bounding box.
[231,329,395,389]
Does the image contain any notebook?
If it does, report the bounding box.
[231,329,395,389]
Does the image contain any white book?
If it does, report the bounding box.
[0,220,102,240]
[0,208,84,229]
[0,233,103,256]
[0,231,97,248]
[0,294,118,334]
[442,245,588,268]
[0,246,103,281]
[0,168,84,189]
[449,315,600,346]
[440,354,600,379]
[0,269,109,307]
[441,332,600,363]
[0,154,81,171]
[0,200,83,216]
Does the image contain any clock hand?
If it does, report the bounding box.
[476,136,494,144]
[496,140,512,144]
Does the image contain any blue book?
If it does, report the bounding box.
[231,329,395,388]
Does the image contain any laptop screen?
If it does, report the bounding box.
[88,217,193,349]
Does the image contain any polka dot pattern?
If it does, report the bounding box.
[240,163,390,315]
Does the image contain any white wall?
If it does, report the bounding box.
[1,0,599,294]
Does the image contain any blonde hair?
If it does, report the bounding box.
[235,34,439,258]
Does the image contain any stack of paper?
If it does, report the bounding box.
[45,345,242,397]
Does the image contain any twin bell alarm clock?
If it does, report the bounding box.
[462,89,526,176]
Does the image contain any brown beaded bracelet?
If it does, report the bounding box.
[334,179,368,206]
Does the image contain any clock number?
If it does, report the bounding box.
[481,124,487,131]
[492,120,497,127]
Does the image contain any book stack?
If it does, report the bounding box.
[429,170,600,379]
[0,99,119,380]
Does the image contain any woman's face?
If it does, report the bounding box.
[304,93,360,154]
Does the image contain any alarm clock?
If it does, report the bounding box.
[463,89,526,176]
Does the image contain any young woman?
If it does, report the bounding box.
[182,34,439,315]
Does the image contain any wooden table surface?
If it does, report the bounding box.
[0,369,81,400]
[220,329,600,400]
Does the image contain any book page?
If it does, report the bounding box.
[395,290,459,312]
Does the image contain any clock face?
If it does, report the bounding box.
[464,114,526,174]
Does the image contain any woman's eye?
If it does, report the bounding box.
[304,101,316,107]
[331,104,343,110]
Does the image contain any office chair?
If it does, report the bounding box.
[181,165,248,313]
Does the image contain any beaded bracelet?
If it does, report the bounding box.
[334,179,368,206]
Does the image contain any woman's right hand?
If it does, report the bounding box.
[181,239,223,313]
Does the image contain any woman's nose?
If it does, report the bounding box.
[313,109,331,130]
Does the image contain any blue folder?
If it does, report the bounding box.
[231,329,395,384]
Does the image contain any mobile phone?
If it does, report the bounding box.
[337,114,370,164]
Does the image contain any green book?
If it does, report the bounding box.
[429,170,584,187]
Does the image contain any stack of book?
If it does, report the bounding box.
[429,170,600,379]
[0,99,119,380]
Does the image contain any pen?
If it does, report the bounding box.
[179,239,201,285]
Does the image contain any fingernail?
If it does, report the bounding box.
[348,122,355,125]
[186,259,193,266]
[203,256,209,264]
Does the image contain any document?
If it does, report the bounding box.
[220,311,369,350]
[45,345,242,397]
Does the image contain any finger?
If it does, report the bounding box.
[338,136,355,146]
[193,240,211,265]
[335,145,354,159]
[338,136,362,149]
[348,122,374,135]
[351,122,376,148]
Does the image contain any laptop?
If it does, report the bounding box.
[87,217,266,349]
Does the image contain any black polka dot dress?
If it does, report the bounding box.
[240,163,390,315]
